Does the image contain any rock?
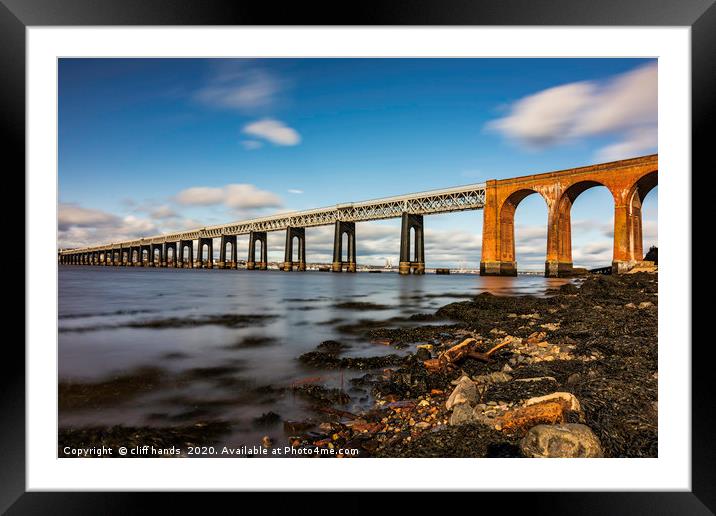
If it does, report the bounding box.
[540,323,560,331]
[566,373,581,385]
[638,301,654,309]
[502,363,513,373]
[414,421,431,430]
[625,302,636,309]
[449,402,473,426]
[524,331,547,344]
[349,421,382,433]
[524,392,581,413]
[520,424,603,458]
[489,371,512,383]
[446,376,478,410]
[415,347,432,361]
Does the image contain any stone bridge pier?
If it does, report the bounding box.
[140,244,151,266]
[198,237,214,268]
[283,227,306,271]
[399,213,425,275]
[149,243,163,267]
[218,235,238,269]
[247,231,268,270]
[179,240,194,268]
[480,155,658,277]
[332,221,356,272]
[164,242,177,267]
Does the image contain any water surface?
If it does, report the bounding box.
[58,267,570,448]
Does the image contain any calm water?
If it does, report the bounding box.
[58,266,570,449]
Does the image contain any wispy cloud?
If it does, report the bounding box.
[287,189,304,194]
[195,62,284,112]
[174,183,283,211]
[241,140,263,150]
[486,62,657,161]
[149,205,178,219]
[242,118,301,146]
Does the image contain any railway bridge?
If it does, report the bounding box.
[58,154,657,277]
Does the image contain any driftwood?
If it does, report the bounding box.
[466,340,512,362]
[424,337,511,373]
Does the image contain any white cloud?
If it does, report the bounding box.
[174,183,283,211]
[486,62,657,161]
[58,204,160,248]
[595,126,658,162]
[58,203,119,231]
[242,118,301,146]
[195,65,283,111]
[174,187,224,206]
[287,189,304,194]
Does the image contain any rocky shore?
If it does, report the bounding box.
[285,272,657,458]
[58,272,657,458]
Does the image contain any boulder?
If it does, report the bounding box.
[520,424,603,458]
[449,402,474,426]
[446,375,478,410]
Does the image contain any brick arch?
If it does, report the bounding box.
[480,154,658,276]
[495,188,551,275]
[553,180,615,274]
[622,169,658,264]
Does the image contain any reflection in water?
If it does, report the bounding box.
[58,267,570,448]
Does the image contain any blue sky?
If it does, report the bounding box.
[58,58,658,270]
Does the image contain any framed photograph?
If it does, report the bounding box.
[6,0,708,511]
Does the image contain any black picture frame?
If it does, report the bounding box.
[4,0,708,512]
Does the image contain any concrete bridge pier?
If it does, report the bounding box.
[399,213,425,275]
[283,227,306,271]
[179,240,194,268]
[247,231,268,270]
[198,238,213,268]
[332,221,356,272]
[218,235,237,269]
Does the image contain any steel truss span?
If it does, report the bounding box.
[60,184,487,253]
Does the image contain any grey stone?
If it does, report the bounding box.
[520,424,603,458]
[449,402,474,426]
[446,376,478,410]
[566,373,581,385]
